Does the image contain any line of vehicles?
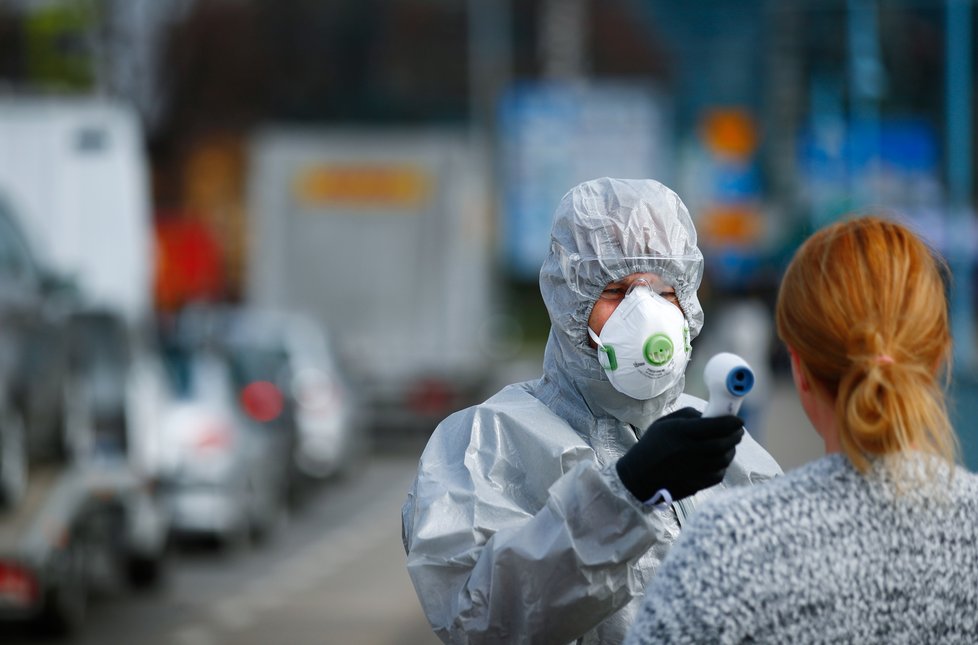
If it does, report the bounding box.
[0,99,366,636]
[0,96,506,637]
[156,305,366,545]
[0,201,365,632]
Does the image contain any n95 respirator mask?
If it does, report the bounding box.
[587,281,691,400]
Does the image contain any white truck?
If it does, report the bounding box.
[0,97,153,323]
[0,97,167,632]
[246,128,501,433]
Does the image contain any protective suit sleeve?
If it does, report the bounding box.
[402,403,672,644]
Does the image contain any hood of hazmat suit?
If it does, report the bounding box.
[402,178,782,644]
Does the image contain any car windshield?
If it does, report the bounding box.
[160,341,234,401]
[69,313,129,369]
[226,344,289,388]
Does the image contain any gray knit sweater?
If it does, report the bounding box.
[623,453,978,644]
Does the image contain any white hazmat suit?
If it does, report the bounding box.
[402,178,782,644]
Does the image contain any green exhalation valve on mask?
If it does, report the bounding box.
[643,334,674,365]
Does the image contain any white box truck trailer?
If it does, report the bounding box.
[0,97,153,324]
[246,128,500,433]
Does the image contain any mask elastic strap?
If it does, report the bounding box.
[588,327,617,371]
[587,326,602,348]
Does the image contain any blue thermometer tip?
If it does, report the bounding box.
[725,367,754,397]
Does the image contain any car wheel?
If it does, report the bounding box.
[127,551,166,589]
[248,495,287,545]
[247,466,290,545]
[36,533,88,636]
[213,517,250,555]
[0,409,28,508]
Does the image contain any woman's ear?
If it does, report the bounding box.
[787,345,841,453]
[788,346,810,394]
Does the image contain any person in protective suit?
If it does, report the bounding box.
[401,177,782,644]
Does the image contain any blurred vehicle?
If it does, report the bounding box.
[0,92,157,505]
[0,193,79,492]
[0,98,162,637]
[64,311,133,457]
[63,310,170,577]
[247,129,498,433]
[0,274,167,636]
[0,97,154,324]
[224,309,364,482]
[0,456,166,633]
[156,309,293,545]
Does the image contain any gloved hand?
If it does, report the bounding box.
[616,407,744,503]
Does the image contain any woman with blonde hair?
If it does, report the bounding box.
[624,216,978,644]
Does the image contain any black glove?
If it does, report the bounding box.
[616,407,744,503]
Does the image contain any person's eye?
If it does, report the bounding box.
[600,287,626,300]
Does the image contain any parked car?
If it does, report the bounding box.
[63,310,170,582]
[223,309,365,482]
[156,309,293,545]
[63,310,133,457]
[0,255,167,635]
[0,193,81,505]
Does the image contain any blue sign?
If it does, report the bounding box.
[498,81,673,280]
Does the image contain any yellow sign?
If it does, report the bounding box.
[700,206,764,246]
[295,164,433,209]
[700,109,758,161]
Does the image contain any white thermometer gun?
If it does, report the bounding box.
[702,352,754,417]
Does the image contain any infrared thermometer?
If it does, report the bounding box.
[702,352,755,418]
